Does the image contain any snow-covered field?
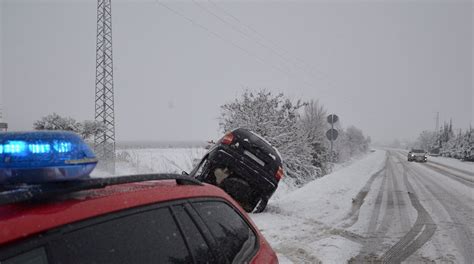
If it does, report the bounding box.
[91,147,207,177]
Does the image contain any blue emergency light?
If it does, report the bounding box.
[0,131,98,184]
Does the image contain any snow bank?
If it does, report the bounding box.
[429,156,474,174]
[274,150,386,225]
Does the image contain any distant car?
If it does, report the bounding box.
[0,131,278,264]
[189,128,283,213]
[408,149,428,162]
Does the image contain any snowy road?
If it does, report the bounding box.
[252,150,474,263]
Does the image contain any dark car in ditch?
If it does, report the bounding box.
[189,128,283,213]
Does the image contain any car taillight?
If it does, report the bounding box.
[221,132,234,145]
[275,166,284,181]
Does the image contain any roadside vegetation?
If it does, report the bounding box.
[414,120,473,160]
[219,89,371,186]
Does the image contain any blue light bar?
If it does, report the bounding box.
[0,131,98,184]
[4,141,27,154]
[53,141,72,153]
[29,143,51,154]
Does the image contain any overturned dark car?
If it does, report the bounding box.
[189,128,283,213]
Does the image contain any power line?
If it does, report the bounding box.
[155,1,351,104]
[192,0,297,73]
[200,0,350,102]
[207,0,336,87]
[155,1,309,85]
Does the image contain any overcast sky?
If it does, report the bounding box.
[1,0,472,143]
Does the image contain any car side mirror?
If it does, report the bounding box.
[181,171,189,176]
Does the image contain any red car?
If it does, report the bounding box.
[0,174,278,264]
[0,132,278,264]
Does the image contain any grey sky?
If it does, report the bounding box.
[1,0,472,143]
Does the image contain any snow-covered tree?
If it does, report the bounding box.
[219,90,321,185]
[415,120,473,160]
[79,120,107,142]
[33,113,105,142]
[300,100,330,174]
[416,130,437,151]
[332,125,371,162]
[33,113,79,131]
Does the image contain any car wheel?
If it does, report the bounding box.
[220,177,259,212]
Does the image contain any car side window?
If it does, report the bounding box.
[2,247,48,264]
[49,207,192,264]
[172,205,215,264]
[193,201,257,263]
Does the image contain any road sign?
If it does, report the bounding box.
[327,114,339,124]
[326,128,338,141]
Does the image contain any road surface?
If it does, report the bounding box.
[350,150,473,263]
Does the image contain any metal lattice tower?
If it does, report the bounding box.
[94,0,115,167]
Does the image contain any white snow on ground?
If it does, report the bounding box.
[250,150,387,263]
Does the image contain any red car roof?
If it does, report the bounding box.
[0,180,233,245]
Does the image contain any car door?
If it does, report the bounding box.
[0,200,221,264]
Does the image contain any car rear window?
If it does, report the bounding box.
[49,207,191,263]
[193,201,257,263]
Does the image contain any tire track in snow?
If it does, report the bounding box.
[372,167,395,249]
[422,162,474,188]
[389,155,411,233]
[407,164,473,263]
[380,155,437,264]
[351,155,398,262]
[341,153,388,228]
[367,171,387,234]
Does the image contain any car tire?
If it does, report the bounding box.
[220,177,259,212]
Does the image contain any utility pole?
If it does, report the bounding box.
[326,114,339,163]
[435,112,439,133]
[0,108,7,132]
[435,112,439,148]
[94,0,116,173]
